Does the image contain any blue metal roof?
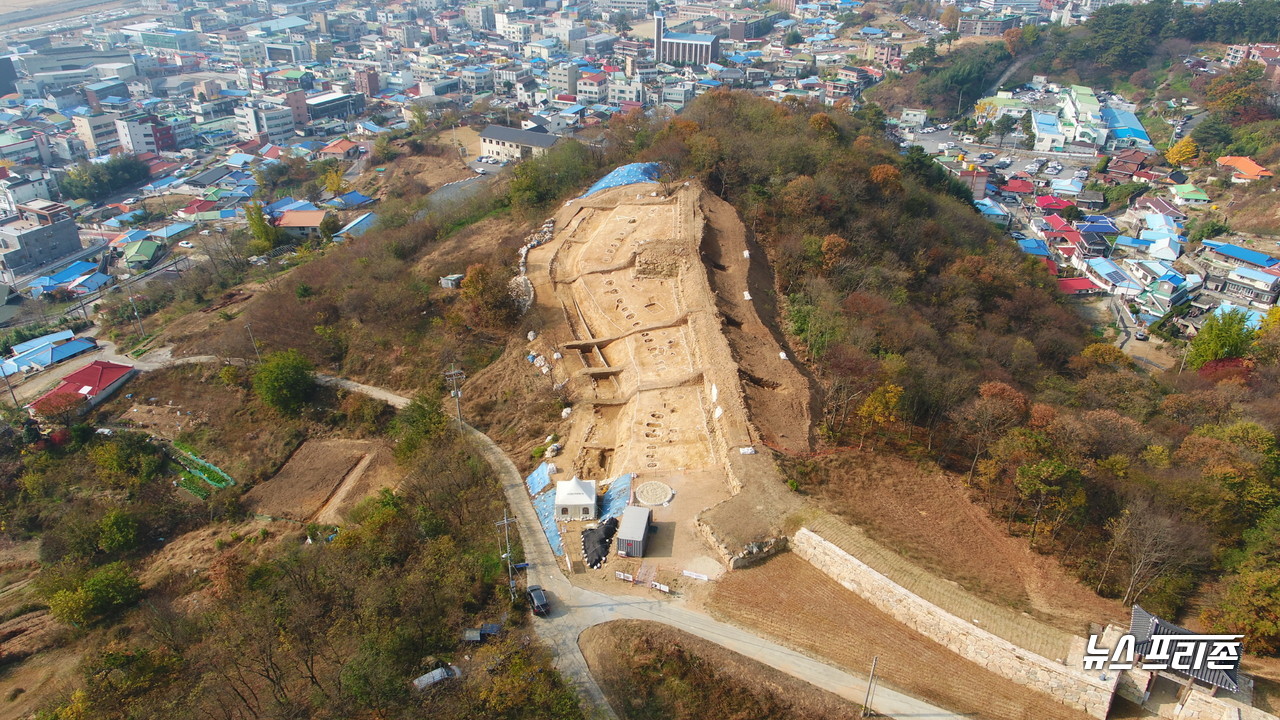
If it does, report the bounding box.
[1208,243,1278,267]
[10,330,73,355]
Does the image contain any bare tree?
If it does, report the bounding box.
[1118,498,1208,606]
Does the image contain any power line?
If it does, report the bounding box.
[443,364,465,427]
[496,509,517,600]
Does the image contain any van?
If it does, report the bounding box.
[411,665,462,692]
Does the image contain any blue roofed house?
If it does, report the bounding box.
[1085,256,1143,296]
[1199,241,1280,272]
[1125,259,1202,315]
[1032,112,1067,152]
[1101,107,1153,151]
[334,212,377,241]
[150,223,195,242]
[1210,301,1268,330]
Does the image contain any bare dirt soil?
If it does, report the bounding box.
[698,188,814,453]
[0,645,82,720]
[243,438,397,523]
[350,150,473,202]
[709,553,1095,720]
[511,181,806,575]
[792,448,1127,634]
[580,619,863,720]
[437,126,483,160]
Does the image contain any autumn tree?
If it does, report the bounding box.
[1003,27,1024,55]
[1013,459,1082,548]
[940,5,960,30]
[458,263,519,330]
[951,381,1029,478]
[1165,136,1199,166]
[869,164,903,195]
[857,383,903,449]
[1205,61,1277,126]
[323,166,348,196]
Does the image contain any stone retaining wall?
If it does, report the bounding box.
[793,527,1118,718]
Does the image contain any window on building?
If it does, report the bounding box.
[560,507,568,515]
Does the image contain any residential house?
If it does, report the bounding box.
[121,239,163,270]
[1169,184,1210,206]
[317,137,361,160]
[1216,156,1274,183]
[275,209,331,239]
[28,360,135,418]
[1200,241,1280,272]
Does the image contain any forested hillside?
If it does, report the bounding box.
[615,92,1280,650]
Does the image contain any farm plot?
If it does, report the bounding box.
[708,553,1094,720]
[243,439,398,523]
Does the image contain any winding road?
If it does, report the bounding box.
[314,376,963,719]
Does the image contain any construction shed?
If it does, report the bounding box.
[554,478,597,521]
[616,506,651,558]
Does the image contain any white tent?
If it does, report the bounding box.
[554,478,597,521]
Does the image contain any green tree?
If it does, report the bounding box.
[244,202,284,254]
[784,29,802,46]
[993,114,1017,146]
[46,562,141,626]
[318,213,343,243]
[252,349,316,415]
[97,510,139,554]
[1187,308,1255,369]
[395,393,452,460]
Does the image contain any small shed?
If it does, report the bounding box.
[554,478,597,521]
[616,506,651,558]
[439,273,465,289]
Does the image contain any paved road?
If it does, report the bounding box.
[100,352,964,719]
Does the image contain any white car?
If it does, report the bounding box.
[178,240,194,248]
[123,197,139,205]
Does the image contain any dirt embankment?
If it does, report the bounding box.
[790,450,1126,633]
[698,189,816,453]
[580,619,863,720]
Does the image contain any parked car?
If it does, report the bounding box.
[411,665,462,692]
[123,197,139,205]
[1134,329,1149,341]
[178,240,194,248]
[528,585,549,616]
[1010,232,1028,240]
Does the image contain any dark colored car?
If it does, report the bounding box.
[528,585,549,616]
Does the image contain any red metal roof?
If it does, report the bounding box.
[30,361,133,414]
[1057,277,1101,293]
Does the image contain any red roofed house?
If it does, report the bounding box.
[318,138,361,160]
[1002,179,1034,195]
[1057,277,1103,295]
[29,360,135,418]
[1217,156,1274,183]
[1036,195,1075,211]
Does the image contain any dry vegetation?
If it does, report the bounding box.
[580,619,863,720]
[709,553,1094,720]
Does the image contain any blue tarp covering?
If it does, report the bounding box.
[526,462,553,496]
[599,473,634,521]
[532,488,564,556]
[581,162,662,198]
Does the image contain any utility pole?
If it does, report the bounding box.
[861,656,879,718]
[245,323,262,363]
[1,370,17,408]
[496,509,517,600]
[443,364,465,427]
[127,294,145,337]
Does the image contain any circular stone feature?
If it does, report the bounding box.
[636,480,674,506]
